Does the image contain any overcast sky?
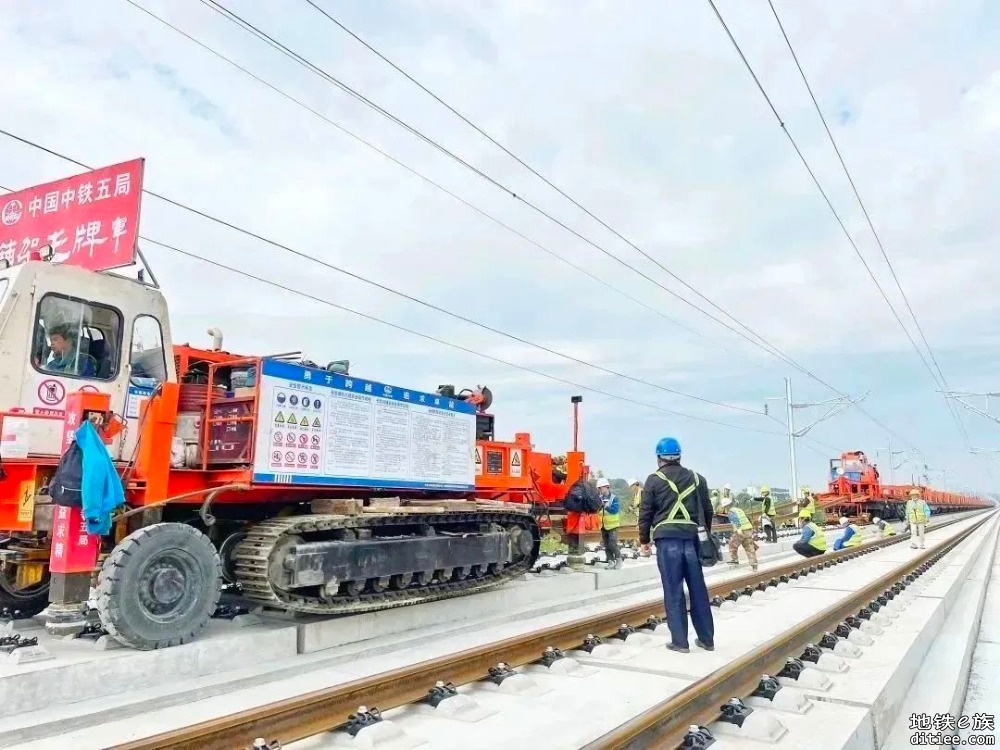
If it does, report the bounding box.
[2,0,999,494]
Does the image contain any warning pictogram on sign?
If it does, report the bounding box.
[37,379,66,407]
[287,414,298,426]
[312,417,321,428]
[474,447,483,476]
[509,449,522,478]
[274,411,285,424]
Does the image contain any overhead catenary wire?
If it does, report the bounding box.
[762,0,972,453]
[702,0,956,458]
[187,0,924,455]
[0,141,770,428]
[119,0,760,370]
[193,2,847,381]
[0,179,782,435]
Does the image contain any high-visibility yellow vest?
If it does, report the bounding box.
[650,471,702,534]
[906,499,927,524]
[601,503,620,531]
[877,521,896,537]
[729,507,752,531]
[843,523,864,547]
[806,522,826,551]
[762,496,776,516]
[631,487,642,512]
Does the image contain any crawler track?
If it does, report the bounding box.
[233,509,540,616]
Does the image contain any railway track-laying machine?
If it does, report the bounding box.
[0,255,593,650]
[0,161,599,651]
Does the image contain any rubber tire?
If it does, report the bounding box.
[96,522,222,650]
[0,570,50,618]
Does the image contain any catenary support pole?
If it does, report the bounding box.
[785,377,799,516]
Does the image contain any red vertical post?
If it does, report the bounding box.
[46,390,113,636]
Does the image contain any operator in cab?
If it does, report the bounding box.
[792,508,826,558]
[639,436,715,654]
[43,323,97,378]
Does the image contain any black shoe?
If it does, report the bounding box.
[666,643,690,653]
[695,639,714,651]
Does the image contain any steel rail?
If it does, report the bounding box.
[582,510,996,749]
[108,511,985,750]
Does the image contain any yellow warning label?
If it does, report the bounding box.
[474,447,483,476]
[510,449,522,478]
[313,417,321,428]
[274,411,285,424]
[287,414,298,426]
[16,481,35,524]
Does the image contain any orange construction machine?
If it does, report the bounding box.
[0,161,597,651]
[814,450,991,522]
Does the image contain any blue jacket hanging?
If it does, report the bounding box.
[48,420,127,535]
[77,420,125,535]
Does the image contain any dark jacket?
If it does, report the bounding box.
[638,461,712,544]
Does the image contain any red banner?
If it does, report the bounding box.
[0,159,145,271]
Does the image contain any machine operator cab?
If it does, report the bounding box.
[0,261,175,460]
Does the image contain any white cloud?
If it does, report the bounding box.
[1,0,999,490]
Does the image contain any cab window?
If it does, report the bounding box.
[33,294,122,381]
[129,315,167,383]
[0,278,9,306]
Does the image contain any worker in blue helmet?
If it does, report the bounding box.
[638,436,715,653]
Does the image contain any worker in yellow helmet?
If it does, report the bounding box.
[756,485,778,543]
[905,488,928,549]
[720,496,758,572]
[799,486,817,527]
[629,478,643,514]
[792,507,826,558]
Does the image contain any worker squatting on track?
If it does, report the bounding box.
[596,478,623,570]
[719,496,759,571]
[907,488,931,549]
[638,436,716,653]
[833,516,865,551]
[792,508,827,558]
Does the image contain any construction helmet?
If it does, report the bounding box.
[711,488,720,498]
[724,483,732,491]
[760,484,770,494]
[655,437,681,458]
[596,477,610,489]
[908,488,921,497]
[872,517,881,524]
[839,516,849,526]
[798,508,812,519]
[629,478,641,486]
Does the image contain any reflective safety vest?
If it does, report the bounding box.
[601,500,620,531]
[729,507,753,532]
[631,487,643,513]
[877,521,896,537]
[805,522,827,551]
[650,470,702,534]
[906,499,928,524]
[842,523,864,547]
[762,496,776,517]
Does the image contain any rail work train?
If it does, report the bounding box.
[0,162,989,651]
[811,451,990,523]
[0,253,603,649]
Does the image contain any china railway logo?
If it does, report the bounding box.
[1,199,23,226]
